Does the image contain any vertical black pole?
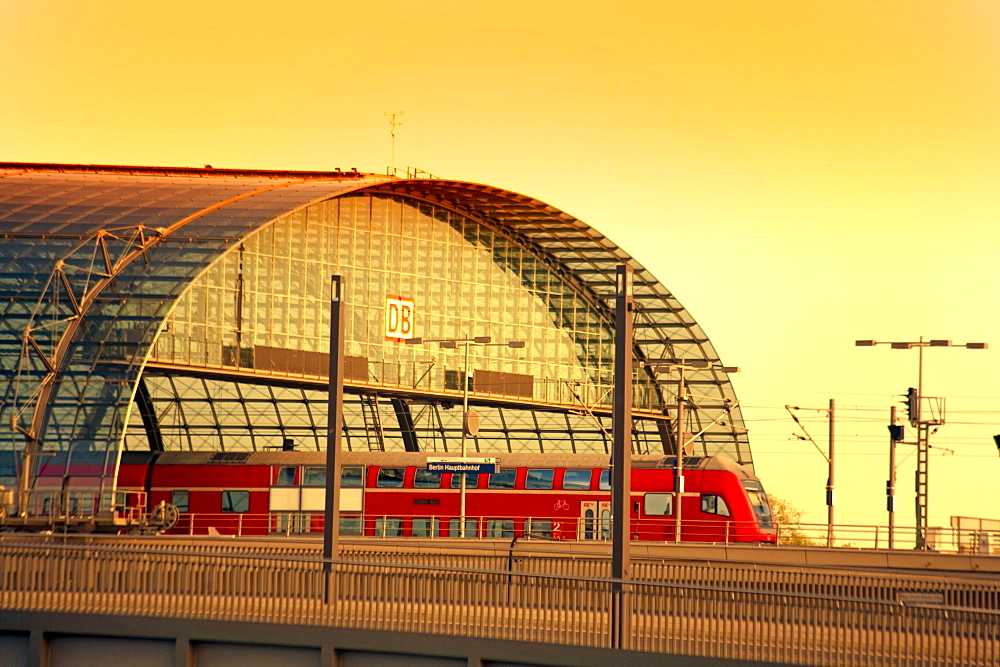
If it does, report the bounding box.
[323,276,345,602]
[611,264,633,649]
[826,398,835,548]
[888,405,897,550]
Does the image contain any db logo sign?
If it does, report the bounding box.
[385,296,414,341]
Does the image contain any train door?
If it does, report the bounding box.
[580,501,611,540]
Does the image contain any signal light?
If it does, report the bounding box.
[900,388,919,426]
[993,435,1000,456]
[887,424,905,442]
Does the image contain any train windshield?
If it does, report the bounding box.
[742,480,775,529]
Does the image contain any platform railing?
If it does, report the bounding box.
[778,522,1000,553]
[5,494,996,555]
[173,511,771,542]
[0,540,997,665]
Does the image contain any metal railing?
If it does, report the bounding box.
[167,511,771,543]
[0,539,997,665]
[779,522,1000,553]
[5,490,998,555]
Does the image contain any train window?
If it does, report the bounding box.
[412,517,440,537]
[171,490,189,513]
[743,482,775,529]
[222,490,250,513]
[526,518,552,538]
[376,467,405,488]
[276,467,296,486]
[486,519,514,538]
[450,473,479,489]
[488,469,516,489]
[562,469,592,490]
[701,494,731,516]
[448,517,478,538]
[341,466,364,488]
[302,467,325,486]
[525,469,554,490]
[339,515,362,535]
[598,470,611,490]
[644,493,673,516]
[375,517,403,537]
[414,468,442,488]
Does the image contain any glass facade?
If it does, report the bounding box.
[154,194,638,406]
[0,165,753,497]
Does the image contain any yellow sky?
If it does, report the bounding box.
[3,0,1000,534]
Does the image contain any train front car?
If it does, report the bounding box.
[694,455,776,544]
[631,455,777,545]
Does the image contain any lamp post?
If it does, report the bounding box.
[408,336,524,537]
[856,338,987,549]
[646,359,740,543]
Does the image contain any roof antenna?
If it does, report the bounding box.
[385,111,403,175]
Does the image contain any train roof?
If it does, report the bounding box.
[142,450,758,481]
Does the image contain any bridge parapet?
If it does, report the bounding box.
[1,539,998,665]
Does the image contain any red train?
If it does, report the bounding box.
[100,450,776,544]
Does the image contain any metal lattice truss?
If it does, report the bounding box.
[11,225,165,445]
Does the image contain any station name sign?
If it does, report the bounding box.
[426,457,499,474]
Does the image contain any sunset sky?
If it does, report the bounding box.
[3,0,999,537]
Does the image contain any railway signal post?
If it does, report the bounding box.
[856,338,987,550]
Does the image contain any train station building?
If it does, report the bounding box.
[0,162,751,494]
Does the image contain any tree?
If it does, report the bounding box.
[767,494,816,546]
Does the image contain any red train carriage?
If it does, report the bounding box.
[110,450,775,544]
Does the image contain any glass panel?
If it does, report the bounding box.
[450,473,479,489]
[701,494,730,517]
[486,518,514,538]
[525,469,554,490]
[276,467,296,486]
[222,490,250,513]
[526,518,552,537]
[412,517,440,537]
[414,468,442,488]
[376,467,405,488]
[744,482,774,528]
[171,490,189,512]
[302,467,325,486]
[488,469,516,489]
[599,469,611,490]
[341,466,364,488]
[339,515,362,535]
[562,469,592,490]
[644,493,673,516]
[448,517,477,538]
[375,517,403,537]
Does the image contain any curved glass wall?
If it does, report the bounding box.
[147,193,668,455]
[154,194,658,410]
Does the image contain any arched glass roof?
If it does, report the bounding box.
[0,163,750,491]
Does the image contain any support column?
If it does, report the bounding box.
[323,276,345,601]
[610,264,633,649]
